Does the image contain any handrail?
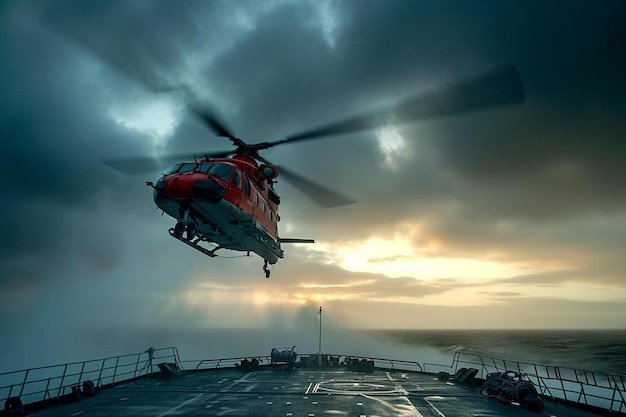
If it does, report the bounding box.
[0,346,181,407]
[192,356,271,370]
[188,353,422,372]
[327,354,423,372]
[5,346,623,415]
[449,350,626,413]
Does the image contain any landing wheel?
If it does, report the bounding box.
[263,260,270,279]
[174,221,184,238]
[186,223,196,240]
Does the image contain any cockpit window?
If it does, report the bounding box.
[204,163,232,182]
[232,170,242,188]
[244,176,250,196]
[179,163,196,173]
[198,162,213,173]
[164,163,183,175]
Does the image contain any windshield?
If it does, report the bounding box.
[164,162,196,174]
[164,163,183,175]
[179,163,196,173]
[198,162,232,182]
[165,162,202,175]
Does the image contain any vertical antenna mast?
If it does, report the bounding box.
[318,306,322,357]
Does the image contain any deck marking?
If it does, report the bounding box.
[424,398,446,417]
[69,412,85,416]
[222,371,254,392]
[233,372,255,383]
[360,393,425,417]
[157,393,205,417]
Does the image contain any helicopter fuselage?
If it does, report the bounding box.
[151,156,284,265]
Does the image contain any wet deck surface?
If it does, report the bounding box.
[29,366,602,416]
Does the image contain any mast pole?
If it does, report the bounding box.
[318,306,322,357]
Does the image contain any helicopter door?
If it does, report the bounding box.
[243,176,251,197]
[231,169,243,207]
[242,176,253,210]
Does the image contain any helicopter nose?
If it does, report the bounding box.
[155,176,166,190]
[152,176,168,202]
[192,180,226,203]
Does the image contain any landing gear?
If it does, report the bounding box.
[169,228,220,258]
[263,260,271,279]
[173,221,185,238]
[186,223,196,240]
[174,208,196,240]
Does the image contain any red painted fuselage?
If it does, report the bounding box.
[151,155,284,264]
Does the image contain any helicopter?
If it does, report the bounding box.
[105,66,524,278]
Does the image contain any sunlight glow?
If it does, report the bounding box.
[376,124,409,168]
[314,235,526,281]
[416,280,626,307]
[300,280,375,289]
[109,96,182,156]
[185,283,294,307]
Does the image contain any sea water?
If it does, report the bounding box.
[361,329,626,375]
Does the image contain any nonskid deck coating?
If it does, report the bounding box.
[28,366,603,417]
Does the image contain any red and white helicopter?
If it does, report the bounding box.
[105,66,524,278]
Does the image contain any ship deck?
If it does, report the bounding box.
[26,365,604,417]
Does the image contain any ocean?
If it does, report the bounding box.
[2,327,625,377]
[361,329,626,375]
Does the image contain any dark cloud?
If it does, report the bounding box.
[37,0,218,91]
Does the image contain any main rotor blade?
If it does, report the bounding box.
[189,103,238,140]
[188,102,254,153]
[103,150,233,175]
[103,156,164,175]
[260,65,524,149]
[256,156,355,207]
[275,164,357,208]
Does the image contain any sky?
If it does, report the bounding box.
[1,0,626,369]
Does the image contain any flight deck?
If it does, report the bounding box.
[21,363,607,417]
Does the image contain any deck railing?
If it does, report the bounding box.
[330,354,423,372]
[0,347,181,407]
[188,353,423,372]
[4,347,625,415]
[446,350,626,413]
[193,355,272,370]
